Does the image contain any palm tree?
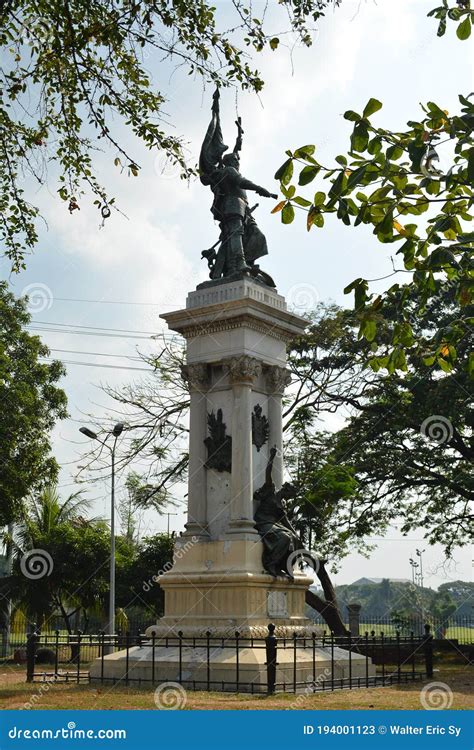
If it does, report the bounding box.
[14,485,100,632]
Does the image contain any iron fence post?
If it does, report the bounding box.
[26,625,38,683]
[265,623,277,695]
[396,630,401,683]
[292,632,297,693]
[235,631,240,692]
[206,630,211,691]
[424,623,434,678]
[54,629,60,676]
[178,630,183,684]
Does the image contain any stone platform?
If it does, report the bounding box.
[90,639,372,693]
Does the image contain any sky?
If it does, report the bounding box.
[1,0,472,591]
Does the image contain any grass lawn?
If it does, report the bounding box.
[0,663,472,711]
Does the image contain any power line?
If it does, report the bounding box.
[40,357,154,373]
[31,320,158,335]
[53,297,162,307]
[30,327,153,341]
[49,348,144,361]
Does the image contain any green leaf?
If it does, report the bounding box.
[274,158,293,182]
[363,98,383,118]
[456,16,471,40]
[294,145,316,158]
[467,148,474,183]
[298,165,320,186]
[269,37,279,50]
[313,213,324,228]
[293,196,312,207]
[437,357,452,373]
[360,316,377,342]
[281,203,295,224]
[347,165,367,190]
[328,172,346,201]
[313,191,326,206]
[344,277,369,311]
[386,145,404,160]
[344,110,360,122]
[351,121,369,153]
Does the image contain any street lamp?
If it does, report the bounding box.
[416,548,425,590]
[409,558,418,585]
[79,422,124,638]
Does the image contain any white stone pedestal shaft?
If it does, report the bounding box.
[151,278,313,639]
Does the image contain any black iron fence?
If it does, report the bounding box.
[308,615,474,644]
[23,624,434,695]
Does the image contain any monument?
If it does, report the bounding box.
[90,90,372,691]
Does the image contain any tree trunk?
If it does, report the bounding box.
[305,559,349,637]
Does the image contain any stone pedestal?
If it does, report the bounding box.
[91,277,374,689]
[153,277,311,638]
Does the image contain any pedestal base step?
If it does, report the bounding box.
[89,644,375,694]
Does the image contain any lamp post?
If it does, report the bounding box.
[165,512,178,536]
[416,548,425,590]
[416,548,426,623]
[409,557,419,586]
[79,422,124,638]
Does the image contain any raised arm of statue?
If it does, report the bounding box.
[265,446,277,486]
[233,117,243,155]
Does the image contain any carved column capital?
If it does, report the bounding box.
[225,355,262,385]
[265,365,291,394]
[181,363,209,391]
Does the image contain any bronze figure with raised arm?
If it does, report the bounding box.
[200,89,277,286]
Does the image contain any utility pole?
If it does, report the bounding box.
[166,513,178,536]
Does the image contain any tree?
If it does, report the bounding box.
[427,588,457,637]
[0,0,340,270]
[118,472,147,545]
[273,4,473,374]
[116,533,174,618]
[437,580,474,616]
[13,486,110,631]
[273,94,473,374]
[0,282,67,527]
[285,294,473,557]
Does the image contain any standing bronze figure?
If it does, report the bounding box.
[200,89,277,286]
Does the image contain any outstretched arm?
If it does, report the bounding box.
[238,174,277,198]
